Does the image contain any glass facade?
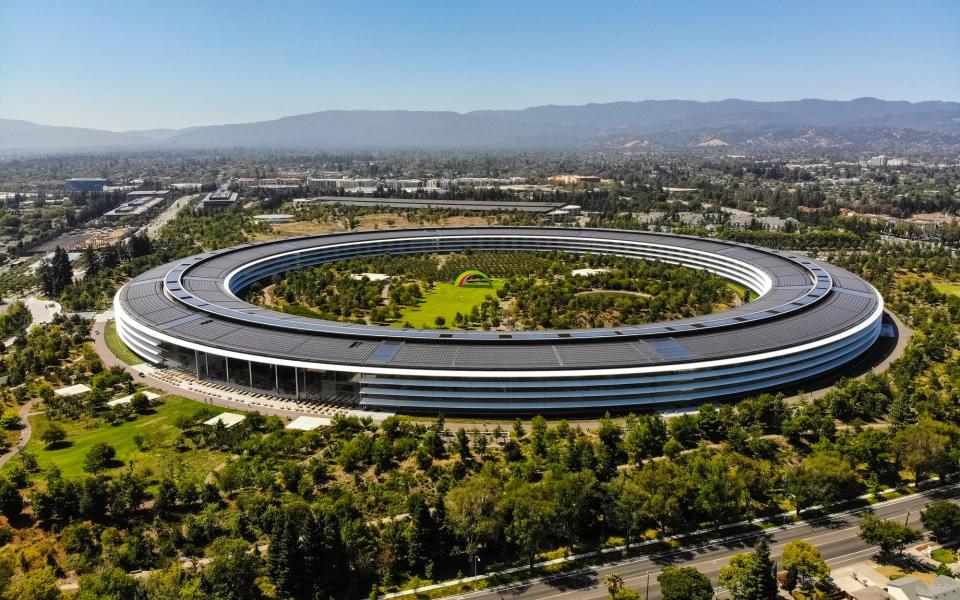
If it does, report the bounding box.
[191,350,359,403]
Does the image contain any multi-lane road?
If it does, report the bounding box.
[453,484,960,600]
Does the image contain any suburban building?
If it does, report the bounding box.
[549,175,601,185]
[65,178,108,193]
[200,191,240,211]
[887,575,960,600]
[127,189,172,200]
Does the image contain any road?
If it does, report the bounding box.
[456,485,959,600]
[142,194,196,237]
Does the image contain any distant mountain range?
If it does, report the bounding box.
[3,98,959,153]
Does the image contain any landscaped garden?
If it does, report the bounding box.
[391,280,506,329]
[246,250,739,330]
[19,395,232,481]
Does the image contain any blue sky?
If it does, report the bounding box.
[1,0,957,131]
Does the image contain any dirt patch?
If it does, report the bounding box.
[258,213,494,240]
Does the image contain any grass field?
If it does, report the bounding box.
[932,548,957,564]
[104,319,143,365]
[391,281,505,329]
[727,281,759,302]
[934,282,960,297]
[18,396,232,481]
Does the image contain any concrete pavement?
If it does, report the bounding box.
[449,485,958,600]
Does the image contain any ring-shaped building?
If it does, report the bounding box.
[113,227,883,414]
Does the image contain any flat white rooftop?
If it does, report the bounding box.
[107,390,160,407]
[285,416,332,430]
[571,268,610,276]
[54,383,91,397]
[204,412,246,428]
[349,273,390,281]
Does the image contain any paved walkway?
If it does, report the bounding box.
[0,398,41,467]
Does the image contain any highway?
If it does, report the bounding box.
[453,484,960,600]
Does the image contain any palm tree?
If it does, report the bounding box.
[605,573,625,597]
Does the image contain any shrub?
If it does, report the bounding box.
[83,441,117,473]
[38,421,67,447]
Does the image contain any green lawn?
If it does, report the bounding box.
[104,319,143,366]
[933,282,960,297]
[932,548,957,564]
[391,281,505,329]
[18,395,232,481]
[727,281,759,302]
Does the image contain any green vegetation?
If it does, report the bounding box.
[932,282,960,297]
[7,176,960,597]
[932,548,957,564]
[719,538,779,600]
[392,281,505,328]
[858,512,923,556]
[0,300,31,338]
[20,396,230,480]
[727,281,758,303]
[52,207,271,312]
[922,500,960,541]
[103,320,142,366]
[252,250,735,330]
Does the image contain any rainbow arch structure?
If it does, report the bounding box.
[455,269,493,287]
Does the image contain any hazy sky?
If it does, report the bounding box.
[1,0,958,131]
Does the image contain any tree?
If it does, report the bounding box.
[623,414,667,462]
[720,538,778,600]
[38,247,73,298]
[604,473,647,550]
[785,451,860,511]
[82,246,100,280]
[444,475,503,574]
[893,421,950,482]
[749,538,779,600]
[129,392,150,413]
[658,566,713,600]
[268,511,303,599]
[202,537,261,600]
[83,442,117,473]
[434,315,445,327]
[858,512,922,556]
[634,459,693,537]
[143,565,203,600]
[38,422,67,447]
[76,567,146,600]
[0,477,22,518]
[781,541,828,590]
[921,501,960,542]
[506,483,555,572]
[887,395,917,429]
[3,566,61,600]
[604,573,624,597]
[406,494,438,574]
